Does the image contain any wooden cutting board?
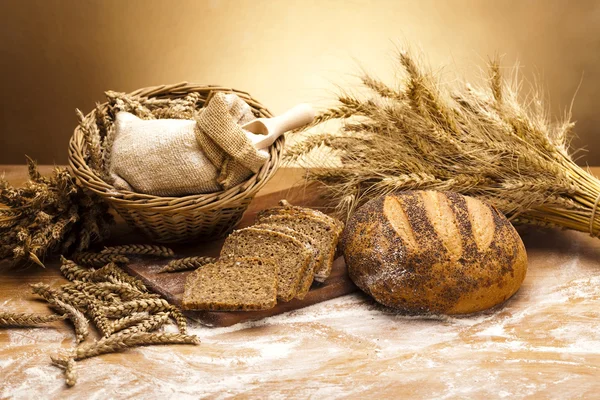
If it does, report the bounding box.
[121,181,357,327]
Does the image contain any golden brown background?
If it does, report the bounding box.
[1,0,599,165]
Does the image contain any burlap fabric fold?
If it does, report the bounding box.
[109,93,269,196]
[195,92,269,189]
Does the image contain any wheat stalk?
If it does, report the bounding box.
[85,297,112,337]
[31,282,90,310]
[51,298,89,343]
[60,257,92,282]
[50,333,198,387]
[100,244,175,258]
[62,282,121,304]
[167,305,188,335]
[159,256,216,273]
[72,252,129,267]
[93,262,147,292]
[0,162,113,268]
[0,312,66,327]
[100,298,172,317]
[286,51,600,237]
[112,312,170,337]
[101,244,174,258]
[107,312,150,335]
[64,358,77,387]
[70,332,200,360]
[51,357,78,387]
[95,281,160,301]
[27,250,192,387]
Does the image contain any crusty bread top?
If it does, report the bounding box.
[341,190,527,314]
[381,190,502,260]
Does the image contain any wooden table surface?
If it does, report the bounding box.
[2,165,600,399]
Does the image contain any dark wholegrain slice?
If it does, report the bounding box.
[279,200,344,233]
[253,223,319,300]
[257,200,345,236]
[255,214,338,282]
[257,202,345,259]
[182,257,278,311]
[220,227,311,302]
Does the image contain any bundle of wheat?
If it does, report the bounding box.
[0,158,113,267]
[286,51,600,237]
[28,253,197,387]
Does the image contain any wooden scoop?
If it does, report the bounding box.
[243,103,315,149]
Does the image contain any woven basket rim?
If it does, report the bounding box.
[68,82,282,211]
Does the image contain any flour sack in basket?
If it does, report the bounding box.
[109,93,271,196]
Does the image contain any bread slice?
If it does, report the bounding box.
[257,201,346,260]
[256,214,337,282]
[182,257,278,311]
[257,201,345,237]
[253,223,319,300]
[220,227,311,302]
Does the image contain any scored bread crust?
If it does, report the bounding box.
[220,227,311,302]
[341,191,527,315]
[256,214,337,282]
[253,223,318,300]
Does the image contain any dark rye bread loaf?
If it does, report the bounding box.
[220,227,311,302]
[341,191,527,315]
[253,223,318,300]
[256,214,337,282]
[182,257,278,311]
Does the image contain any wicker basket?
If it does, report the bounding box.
[68,82,284,243]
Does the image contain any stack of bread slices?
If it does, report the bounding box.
[182,201,344,311]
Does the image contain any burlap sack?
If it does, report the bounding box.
[109,93,269,196]
[195,93,269,189]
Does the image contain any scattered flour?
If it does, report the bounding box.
[3,232,600,398]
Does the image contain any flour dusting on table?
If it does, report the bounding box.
[2,229,600,398]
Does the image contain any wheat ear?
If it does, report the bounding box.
[0,312,66,327]
[112,312,170,337]
[100,298,172,317]
[101,244,174,258]
[159,256,216,273]
[72,252,129,267]
[107,313,150,335]
[71,332,200,361]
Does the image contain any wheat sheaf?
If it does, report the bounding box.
[286,50,600,237]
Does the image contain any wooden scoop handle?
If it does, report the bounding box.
[263,103,315,135]
[243,104,315,149]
